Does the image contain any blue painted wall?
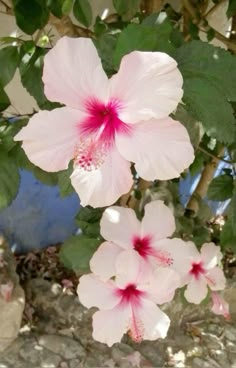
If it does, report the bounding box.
[0,169,80,253]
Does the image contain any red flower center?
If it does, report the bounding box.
[80,99,131,145]
[133,236,152,258]
[74,98,131,171]
[190,262,205,279]
[117,283,144,306]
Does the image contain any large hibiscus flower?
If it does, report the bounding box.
[15,36,194,207]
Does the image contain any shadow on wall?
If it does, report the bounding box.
[0,170,80,253]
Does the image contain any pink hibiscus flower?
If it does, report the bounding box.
[171,242,226,304]
[77,250,180,346]
[14,37,194,207]
[90,200,186,280]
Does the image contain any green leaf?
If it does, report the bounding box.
[189,152,205,177]
[113,21,174,68]
[47,0,63,18]
[0,151,20,209]
[12,0,49,35]
[73,0,92,28]
[76,206,104,237]
[227,0,236,17]
[175,41,236,144]
[59,235,100,272]
[57,162,75,197]
[220,219,236,250]
[230,190,236,236]
[19,44,60,110]
[94,33,118,75]
[174,105,203,148]
[0,118,28,152]
[0,47,20,87]
[207,175,234,201]
[113,0,141,21]
[33,167,58,186]
[0,84,10,112]
[62,0,73,14]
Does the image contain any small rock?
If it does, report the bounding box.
[192,357,211,368]
[0,284,25,352]
[225,326,236,342]
[38,334,85,360]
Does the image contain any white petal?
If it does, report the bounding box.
[115,250,142,287]
[200,242,223,269]
[205,267,226,291]
[116,118,194,181]
[184,278,208,304]
[109,51,183,122]
[141,200,175,241]
[147,268,181,305]
[43,37,109,109]
[155,239,199,278]
[92,306,130,347]
[14,107,84,172]
[139,299,170,340]
[100,206,140,248]
[90,241,122,281]
[71,147,133,207]
[77,274,120,310]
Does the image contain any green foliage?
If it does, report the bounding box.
[0,85,10,112]
[94,33,118,75]
[19,42,59,110]
[174,105,203,148]
[59,234,101,272]
[0,150,20,209]
[175,41,236,144]
[12,0,49,35]
[113,19,174,68]
[113,0,141,21]
[227,0,236,17]
[57,162,75,198]
[76,206,104,237]
[73,0,93,27]
[207,175,234,201]
[0,47,20,87]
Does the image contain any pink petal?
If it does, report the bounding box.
[92,306,130,347]
[77,274,120,310]
[14,107,84,172]
[43,37,109,109]
[141,200,175,241]
[100,206,140,249]
[200,242,223,269]
[115,118,194,181]
[211,292,230,320]
[109,51,183,123]
[147,268,181,305]
[139,299,170,340]
[184,277,208,304]
[90,241,122,281]
[205,267,226,291]
[70,147,133,207]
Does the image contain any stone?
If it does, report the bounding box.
[38,334,85,360]
[0,284,25,352]
[0,237,25,352]
[225,325,236,342]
